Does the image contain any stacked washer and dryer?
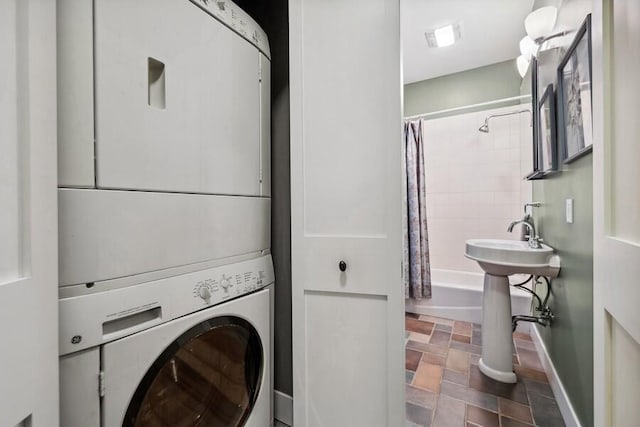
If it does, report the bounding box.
[57,1,273,426]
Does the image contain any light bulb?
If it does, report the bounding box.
[517,55,529,78]
[525,6,558,41]
[519,36,538,60]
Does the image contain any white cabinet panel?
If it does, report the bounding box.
[305,292,388,426]
[94,0,261,196]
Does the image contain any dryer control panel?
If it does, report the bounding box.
[59,255,274,356]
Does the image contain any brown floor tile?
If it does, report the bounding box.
[443,369,469,387]
[406,384,438,409]
[433,394,465,427]
[413,360,443,393]
[406,314,562,427]
[466,404,499,427]
[517,348,544,371]
[453,333,471,344]
[469,365,528,405]
[407,402,433,427]
[410,331,431,344]
[522,378,553,398]
[407,340,449,357]
[499,398,533,425]
[513,354,519,366]
[435,324,453,333]
[512,331,532,342]
[421,315,454,326]
[445,348,470,374]
[439,381,498,412]
[453,321,473,336]
[423,352,446,367]
[514,364,548,383]
[528,392,565,426]
[470,354,481,365]
[407,317,436,335]
[471,330,482,346]
[430,330,451,347]
[500,416,534,427]
[407,348,423,371]
[450,340,482,355]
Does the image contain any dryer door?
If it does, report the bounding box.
[122,316,263,427]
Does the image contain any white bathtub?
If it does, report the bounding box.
[405,269,532,330]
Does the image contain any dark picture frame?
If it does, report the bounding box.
[526,57,546,180]
[537,84,558,173]
[557,14,593,163]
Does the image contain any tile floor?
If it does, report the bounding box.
[405,313,565,427]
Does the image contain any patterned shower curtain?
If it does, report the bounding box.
[403,119,432,299]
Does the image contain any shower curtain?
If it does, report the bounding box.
[403,119,432,299]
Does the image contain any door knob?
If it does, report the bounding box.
[339,261,347,272]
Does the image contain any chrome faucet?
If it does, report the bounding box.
[508,220,543,249]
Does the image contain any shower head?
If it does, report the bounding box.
[478,109,532,133]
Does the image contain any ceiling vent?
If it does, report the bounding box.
[425,22,463,48]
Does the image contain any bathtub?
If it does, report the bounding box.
[405,269,532,331]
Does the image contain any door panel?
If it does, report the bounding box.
[290,0,404,425]
[305,292,389,426]
[0,0,58,425]
[592,1,640,425]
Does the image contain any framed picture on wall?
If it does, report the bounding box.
[557,14,593,163]
[537,84,558,173]
[526,57,546,180]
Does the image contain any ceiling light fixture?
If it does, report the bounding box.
[425,22,462,48]
[517,6,572,78]
[524,6,558,42]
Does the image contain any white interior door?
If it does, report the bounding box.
[289,0,404,425]
[0,1,59,425]
[592,1,640,425]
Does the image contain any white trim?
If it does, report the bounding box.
[404,94,532,120]
[274,390,293,426]
[530,325,582,427]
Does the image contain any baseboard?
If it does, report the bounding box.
[530,325,582,427]
[274,390,293,426]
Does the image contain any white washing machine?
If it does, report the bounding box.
[56,1,274,425]
[60,256,274,427]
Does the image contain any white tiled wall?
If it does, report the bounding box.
[423,106,533,273]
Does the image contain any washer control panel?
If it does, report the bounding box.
[192,262,269,304]
[59,255,274,355]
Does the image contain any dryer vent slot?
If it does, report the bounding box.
[102,307,162,337]
[147,57,166,109]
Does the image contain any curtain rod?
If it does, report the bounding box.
[404,94,532,121]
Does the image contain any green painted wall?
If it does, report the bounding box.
[532,154,593,427]
[404,59,523,117]
[526,5,594,425]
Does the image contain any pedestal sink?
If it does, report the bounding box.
[465,239,560,383]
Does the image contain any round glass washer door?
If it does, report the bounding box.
[123,316,263,427]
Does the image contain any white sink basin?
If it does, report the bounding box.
[465,239,560,277]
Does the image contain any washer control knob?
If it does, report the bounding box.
[199,287,211,300]
[221,277,230,291]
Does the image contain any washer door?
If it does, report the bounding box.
[122,316,263,427]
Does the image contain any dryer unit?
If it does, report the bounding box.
[57,0,271,287]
